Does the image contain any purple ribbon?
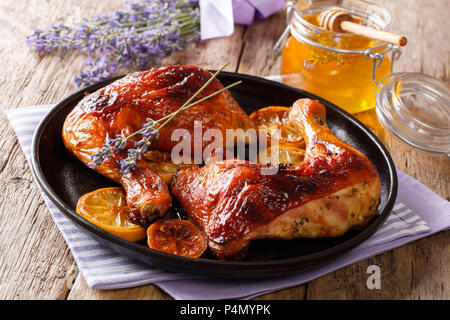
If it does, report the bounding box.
[200,0,285,39]
[234,0,286,25]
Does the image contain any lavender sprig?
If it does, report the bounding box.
[88,144,114,168]
[27,0,200,87]
[88,60,242,174]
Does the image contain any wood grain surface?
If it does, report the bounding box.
[0,0,448,300]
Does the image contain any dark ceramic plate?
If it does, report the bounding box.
[31,72,397,278]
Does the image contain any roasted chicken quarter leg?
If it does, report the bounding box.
[171,98,381,260]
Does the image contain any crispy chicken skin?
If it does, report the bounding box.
[171,99,381,260]
[62,65,255,226]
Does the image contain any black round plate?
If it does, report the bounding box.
[31,72,397,278]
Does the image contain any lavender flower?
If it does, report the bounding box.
[27,0,200,87]
[108,134,127,151]
[88,144,114,168]
[119,151,140,174]
[117,123,159,174]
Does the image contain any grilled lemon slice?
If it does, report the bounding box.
[76,187,146,242]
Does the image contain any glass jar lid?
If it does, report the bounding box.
[376,72,450,155]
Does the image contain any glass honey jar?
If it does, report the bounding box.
[279,0,402,114]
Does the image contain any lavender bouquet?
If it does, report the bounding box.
[27,0,200,87]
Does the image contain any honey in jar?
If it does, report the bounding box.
[281,1,395,114]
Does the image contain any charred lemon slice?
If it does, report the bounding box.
[249,106,304,148]
[147,219,207,258]
[143,150,196,185]
[145,161,197,185]
[76,187,146,242]
[257,145,305,166]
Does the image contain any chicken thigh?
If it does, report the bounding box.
[62,65,255,226]
[171,98,381,260]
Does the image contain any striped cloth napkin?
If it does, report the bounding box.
[5,104,450,299]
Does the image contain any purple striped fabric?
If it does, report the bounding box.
[5,103,450,299]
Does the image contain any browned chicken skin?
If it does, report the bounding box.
[62,65,255,226]
[171,99,381,260]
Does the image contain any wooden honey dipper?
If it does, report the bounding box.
[319,9,407,46]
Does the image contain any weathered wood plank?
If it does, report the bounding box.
[163,26,245,71]
[0,0,125,300]
[237,12,285,77]
[0,128,77,299]
[68,275,172,300]
[254,286,306,300]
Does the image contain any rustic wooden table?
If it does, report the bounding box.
[0,0,448,300]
